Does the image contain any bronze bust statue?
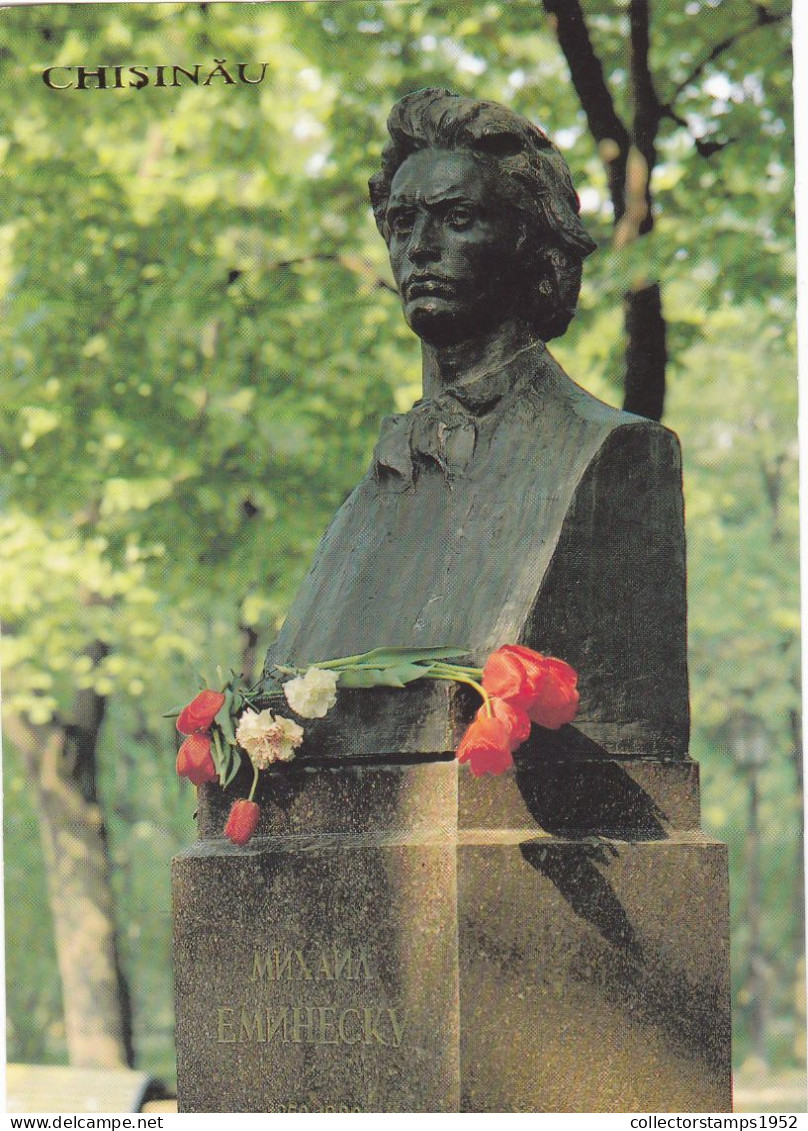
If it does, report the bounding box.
[263,88,688,760]
[175,91,728,1121]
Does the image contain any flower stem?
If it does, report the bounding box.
[311,653,375,670]
[427,670,492,716]
[247,761,260,802]
[431,661,484,679]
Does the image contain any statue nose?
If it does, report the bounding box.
[406,215,439,263]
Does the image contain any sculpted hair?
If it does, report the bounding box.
[369,88,597,341]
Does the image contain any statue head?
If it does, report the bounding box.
[369,88,597,345]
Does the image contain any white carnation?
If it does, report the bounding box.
[235,708,304,769]
[283,667,339,718]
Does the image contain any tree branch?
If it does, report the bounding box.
[629,0,663,153]
[542,0,631,220]
[668,8,788,103]
[619,0,663,242]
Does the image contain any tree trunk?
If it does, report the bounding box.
[542,0,630,221]
[3,653,134,1068]
[745,762,768,1065]
[623,282,666,421]
[543,0,667,421]
[789,706,805,973]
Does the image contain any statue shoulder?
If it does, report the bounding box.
[596,414,683,487]
[536,349,682,472]
[523,358,688,758]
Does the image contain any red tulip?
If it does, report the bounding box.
[456,714,515,777]
[482,645,579,730]
[481,648,530,702]
[177,689,226,735]
[176,733,218,786]
[525,655,580,729]
[224,799,261,846]
[484,696,531,749]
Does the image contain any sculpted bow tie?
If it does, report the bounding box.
[373,379,505,489]
[372,342,545,490]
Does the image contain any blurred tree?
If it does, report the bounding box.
[544,0,787,422]
[0,0,799,1078]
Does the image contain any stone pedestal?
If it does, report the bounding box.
[173,751,731,1112]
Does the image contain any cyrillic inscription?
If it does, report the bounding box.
[250,945,373,983]
[216,1005,405,1047]
[214,942,406,1049]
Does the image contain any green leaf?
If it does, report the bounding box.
[337,661,433,688]
[209,727,231,784]
[337,668,397,688]
[319,645,468,670]
[219,688,237,746]
[221,745,242,789]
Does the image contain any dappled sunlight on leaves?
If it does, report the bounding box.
[0,0,799,1080]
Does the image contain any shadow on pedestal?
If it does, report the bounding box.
[173,707,731,1112]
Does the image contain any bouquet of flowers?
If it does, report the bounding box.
[171,644,579,846]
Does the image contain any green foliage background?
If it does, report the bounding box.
[0,0,802,1086]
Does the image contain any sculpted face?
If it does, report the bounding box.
[386,149,523,347]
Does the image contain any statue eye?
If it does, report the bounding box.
[445,207,474,229]
[388,210,415,236]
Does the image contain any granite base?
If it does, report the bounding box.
[173,759,731,1112]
